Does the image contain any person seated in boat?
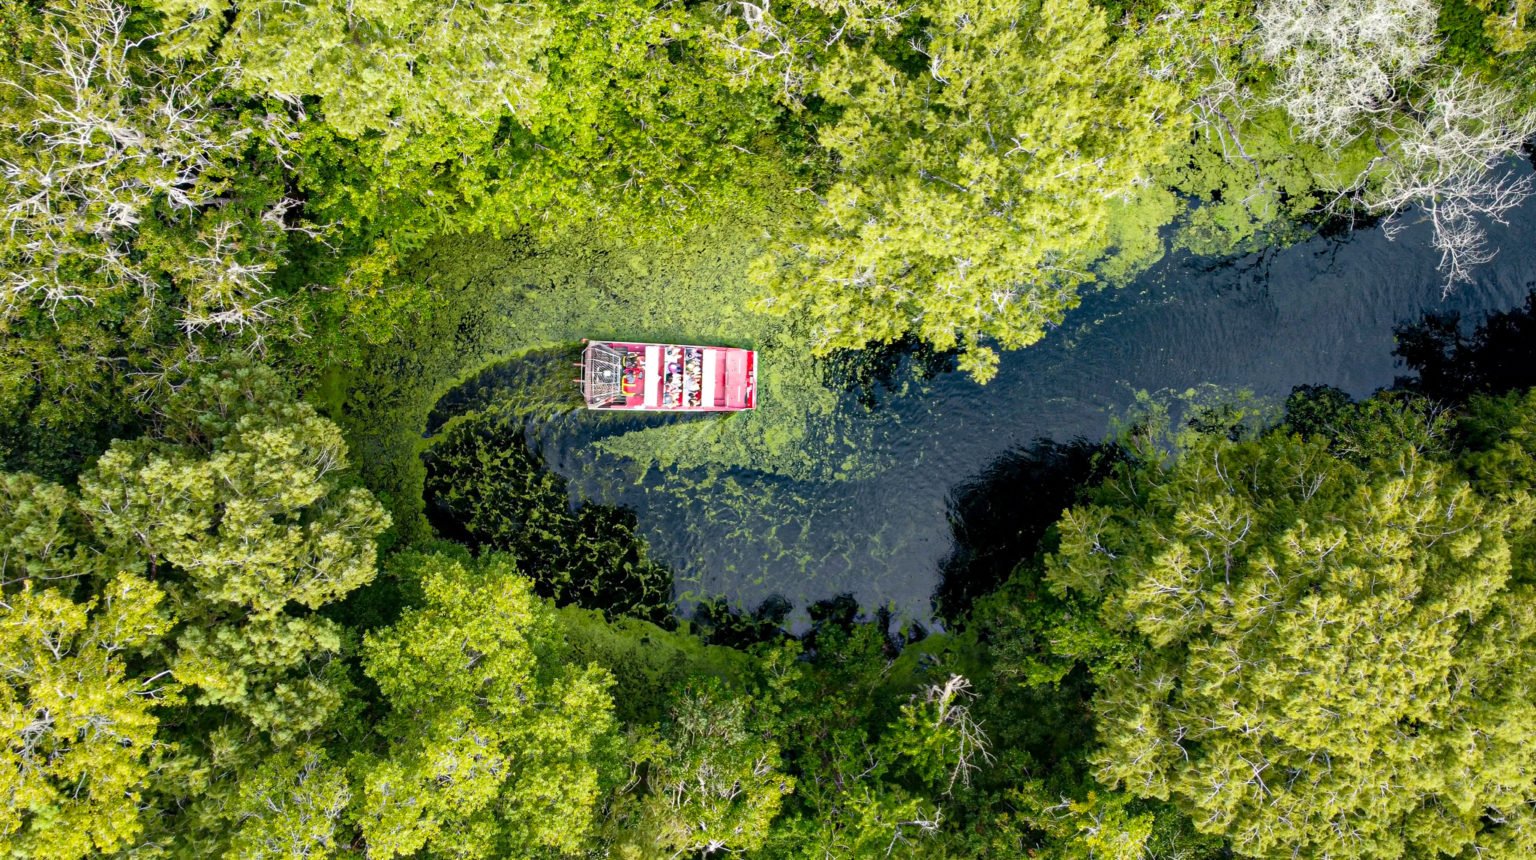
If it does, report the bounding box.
[622,368,642,397]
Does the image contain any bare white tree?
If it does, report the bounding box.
[914,674,994,792]
[1366,69,1536,291]
[177,219,283,335]
[0,0,304,341]
[1245,2,1536,289]
[1255,0,1438,148]
[884,806,943,857]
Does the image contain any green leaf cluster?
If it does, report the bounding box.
[755,0,1188,380]
[1049,394,1536,860]
[0,361,389,858]
[356,551,620,857]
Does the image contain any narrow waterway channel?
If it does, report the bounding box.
[527,164,1536,627]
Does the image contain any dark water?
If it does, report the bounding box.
[521,166,1536,628]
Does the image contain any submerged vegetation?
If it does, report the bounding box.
[4,0,1536,857]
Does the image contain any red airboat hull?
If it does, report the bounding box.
[580,340,757,412]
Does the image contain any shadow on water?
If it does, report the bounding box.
[821,335,959,410]
[693,592,929,658]
[692,594,794,648]
[1393,288,1536,403]
[933,439,1125,624]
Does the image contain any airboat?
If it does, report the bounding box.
[578,340,757,411]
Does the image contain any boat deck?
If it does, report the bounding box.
[581,340,756,411]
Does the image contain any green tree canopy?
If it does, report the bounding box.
[619,681,793,858]
[1047,400,1536,859]
[0,0,316,454]
[356,551,619,858]
[0,571,174,859]
[749,624,1002,859]
[287,0,798,267]
[754,0,1186,380]
[0,363,386,858]
[149,0,550,143]
[76,363,389,738]
[224,747,352,860]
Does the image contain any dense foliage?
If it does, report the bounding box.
[4,0,1536,857]
[1050,396,1536,858]
[751,0,1186,380]
[12,367,1536,857]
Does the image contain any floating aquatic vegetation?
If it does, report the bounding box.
[423,411,676,626]
[329,208,862,541]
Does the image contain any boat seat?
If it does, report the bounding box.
[724,349,747,408]
[643,346,661,408]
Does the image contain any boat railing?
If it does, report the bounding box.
[581,342,625,407]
